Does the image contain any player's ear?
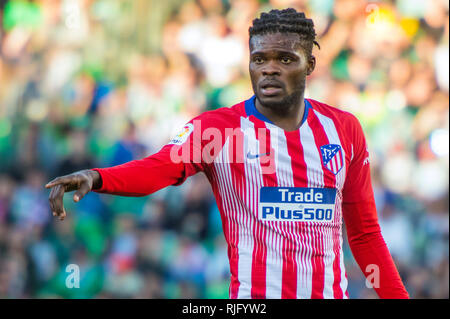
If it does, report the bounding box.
[306,55,316,76]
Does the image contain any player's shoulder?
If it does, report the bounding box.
[308,98,359,122]
[191,100,246,127]
[307,98,362,130]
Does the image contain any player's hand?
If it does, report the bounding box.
[45,169,100,221]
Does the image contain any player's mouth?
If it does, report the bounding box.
[260,81,284,96]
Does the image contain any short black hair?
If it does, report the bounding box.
[249,8,320,57]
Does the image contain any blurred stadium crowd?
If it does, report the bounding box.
[0,0,448,298]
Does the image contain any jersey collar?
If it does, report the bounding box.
[244,95,311,128]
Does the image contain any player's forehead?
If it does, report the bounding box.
[249,32,303,54]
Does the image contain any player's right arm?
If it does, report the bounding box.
[45,107,237,221]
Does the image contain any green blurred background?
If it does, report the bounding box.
[0,0,448,298]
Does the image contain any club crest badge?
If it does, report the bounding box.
[320,144,343,175]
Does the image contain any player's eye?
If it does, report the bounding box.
[280,56,292,64]
[253,56,264,64]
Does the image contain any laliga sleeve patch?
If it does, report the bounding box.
[168,123,194,145]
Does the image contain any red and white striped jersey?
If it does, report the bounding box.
[93,96,409,299]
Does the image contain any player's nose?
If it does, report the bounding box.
[261,60,281,76]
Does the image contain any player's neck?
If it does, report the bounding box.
[255,95,305,132]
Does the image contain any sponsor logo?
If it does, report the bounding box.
[259,187,336,222]
[320,144,343,175]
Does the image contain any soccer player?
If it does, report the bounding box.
[45,8,409,299]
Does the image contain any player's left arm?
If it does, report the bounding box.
[341,115,409,299]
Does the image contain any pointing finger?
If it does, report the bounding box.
[45,177,65,189]
[45,174,76,189]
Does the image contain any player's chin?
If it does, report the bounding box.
[257,93,287,108]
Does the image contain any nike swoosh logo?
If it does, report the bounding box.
[247,151,270,159]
